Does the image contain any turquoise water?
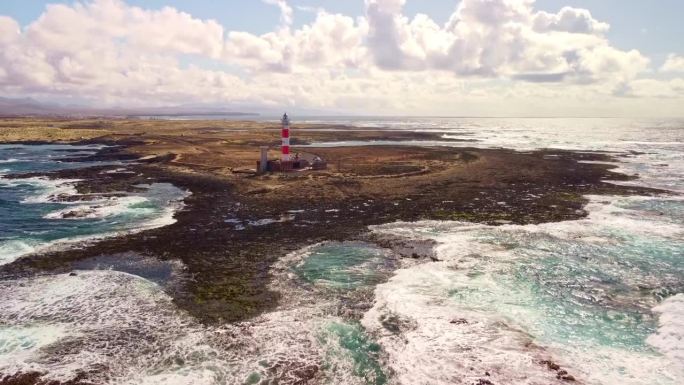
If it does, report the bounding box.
[366,196,684,384]
[293,242,392,384]
[1,119,682,385]
[454,209,683,350]
[322,117,684,384]
[0,144,187,265]
[289,222,676,384]
[448,201,683,382]
[294,242,392,290]
[319,322,387,385]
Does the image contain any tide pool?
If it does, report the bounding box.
[293,242,394,290]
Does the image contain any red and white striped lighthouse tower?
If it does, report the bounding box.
[281,113,290,162]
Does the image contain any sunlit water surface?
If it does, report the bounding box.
[1,118,683,385]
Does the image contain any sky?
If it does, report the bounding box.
[0,0,683,116]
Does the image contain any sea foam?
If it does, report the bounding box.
[0,182,189,266]
[0,271,229,384]
[365,194,684,385]
[0,242,391,385]
[647,294,684,365]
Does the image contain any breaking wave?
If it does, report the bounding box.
[364,195,684,385]
[0,242,395,384]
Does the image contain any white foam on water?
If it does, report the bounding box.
[0,244,385,385]
[0,184,189,266]
[365,193,684,385]
[134,188,189,231]
[0,240,39,265]
[0,234,126,268]
[0,324,70,379]
[364,224,569,385]
[19,179,80,204]
[239,243,386,385]
[131,369,221,385]
[0,176,80,204]
[0,271,235,384]
[548,195,684,240]
[647,294,684,366]
[43,196,150,220]
[0,325,68,361]
[2,122,681,384]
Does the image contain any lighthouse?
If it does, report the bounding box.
[255,113,326,173]
[281,113,290,162]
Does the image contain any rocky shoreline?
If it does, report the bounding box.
[0,138,662,324]
[0,119,670,385]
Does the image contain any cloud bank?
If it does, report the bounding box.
[0,0,682,116]
[662,54,684,73]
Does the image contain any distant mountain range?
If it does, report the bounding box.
[0,96,350,117]
[0,96,260,118]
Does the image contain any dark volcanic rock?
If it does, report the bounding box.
[0,143,665,325]
[0,372,95,385]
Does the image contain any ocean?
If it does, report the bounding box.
[0,118,682,385]
[0,144,188,265]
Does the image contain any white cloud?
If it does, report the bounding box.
[25,0,224,58]
[0,0,226,92]
[224,10,367,73]
[533,7,609,34]
[0,16,20,44]
[0,0,680,116]
[661,54,684,72]
[618,78,684,99]
[262,0,293,27]
[363,0,646,84]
